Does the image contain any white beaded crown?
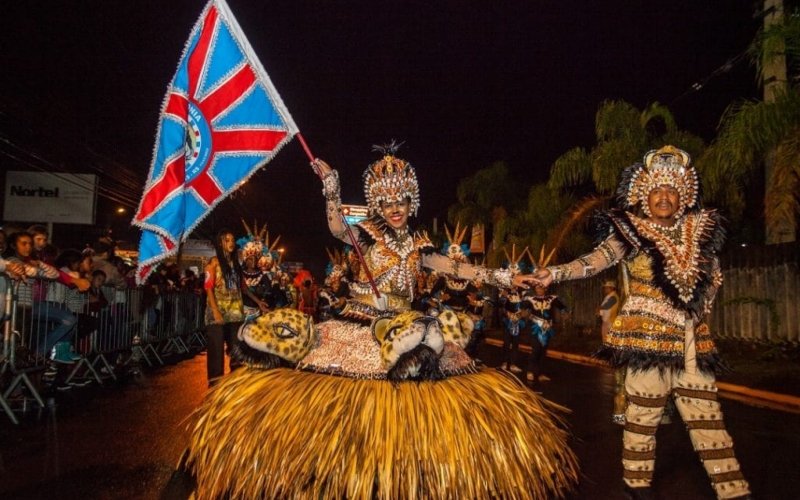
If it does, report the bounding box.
[624,145,699,218]
[362,143,420,216]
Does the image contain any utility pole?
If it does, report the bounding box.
[762,0,796,243]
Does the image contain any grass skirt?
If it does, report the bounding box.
[187,367,578,499]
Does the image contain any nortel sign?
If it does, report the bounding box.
[4,171,97,224]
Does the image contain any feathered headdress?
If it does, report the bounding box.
[324,247,348,280]
[503,243,530,275]
[525,244,556,271]
[238,218,266,259]
[442,221,470,262]
[362,141,420,216]
[256,226,282,270]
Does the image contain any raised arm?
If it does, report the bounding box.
[314,159,364,247]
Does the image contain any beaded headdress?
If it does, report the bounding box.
[362,142,420,216]
[503,244,530,276]
[623,145,699,218]
[238,218,266,259]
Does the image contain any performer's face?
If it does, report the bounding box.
[647,185,680,223]
[380,199,410,230]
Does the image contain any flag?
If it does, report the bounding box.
[133,0,298,283]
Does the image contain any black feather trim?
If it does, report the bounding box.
[614,163,645,209]
[388,345,444,381]
[594,346,728,375]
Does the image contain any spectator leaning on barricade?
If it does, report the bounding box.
[28,224,58,263]
[91,240,127,290]
[4,232,90,391]
[53,249,94,314]
[49,249,96,387]
[0,256,27,319]
[90,241,129,342]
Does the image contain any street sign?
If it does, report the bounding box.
[341,204,368,225]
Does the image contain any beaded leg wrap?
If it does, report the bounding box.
[672,374,749,499]
[622,367,750,499]
[622,371,667,488]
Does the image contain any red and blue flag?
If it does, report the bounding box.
[133,0,297,283]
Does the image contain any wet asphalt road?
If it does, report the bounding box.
[1,339,799,499]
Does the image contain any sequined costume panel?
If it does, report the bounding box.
[552,209,725,372]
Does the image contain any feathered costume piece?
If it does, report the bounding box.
[187,368,578,500]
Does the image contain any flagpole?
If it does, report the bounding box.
[296,132,381,299]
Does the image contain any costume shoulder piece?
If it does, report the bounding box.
[591,208,643,254]
[355,216,384,246]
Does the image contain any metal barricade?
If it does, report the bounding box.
[0,274,207,424]
[1,275,47,424]
[138,288,205,361]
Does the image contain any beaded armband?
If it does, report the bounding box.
[473,267,513,289]
[547,265,570,283]
[322,170,347,238]
[321,170,342,204]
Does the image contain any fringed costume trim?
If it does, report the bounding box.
[187,367,578,499]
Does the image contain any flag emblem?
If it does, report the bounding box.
[133,0,297,283]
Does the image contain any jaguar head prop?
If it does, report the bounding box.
[436,310,475,349]
[371,311,444,381]
[235,308,317,369]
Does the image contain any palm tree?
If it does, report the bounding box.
[503,184,602,265]
[698,4,800,243]
[548,100,705,197]
[447,161,524,266]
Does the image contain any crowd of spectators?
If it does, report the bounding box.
[0,223,325,395]
[0,224,142,392]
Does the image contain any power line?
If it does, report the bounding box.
[0,149,139,209]
[0,135,142,205]
[669,48,751,106]
[0,108,147,195]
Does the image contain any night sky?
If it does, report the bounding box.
[1,0,760,274]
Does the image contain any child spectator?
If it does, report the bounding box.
[86,270,109,313]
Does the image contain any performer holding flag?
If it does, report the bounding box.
[148,2,577,498]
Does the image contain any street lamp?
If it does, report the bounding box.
[116,207,127,214]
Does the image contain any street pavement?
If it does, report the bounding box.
[1,341,798,499]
